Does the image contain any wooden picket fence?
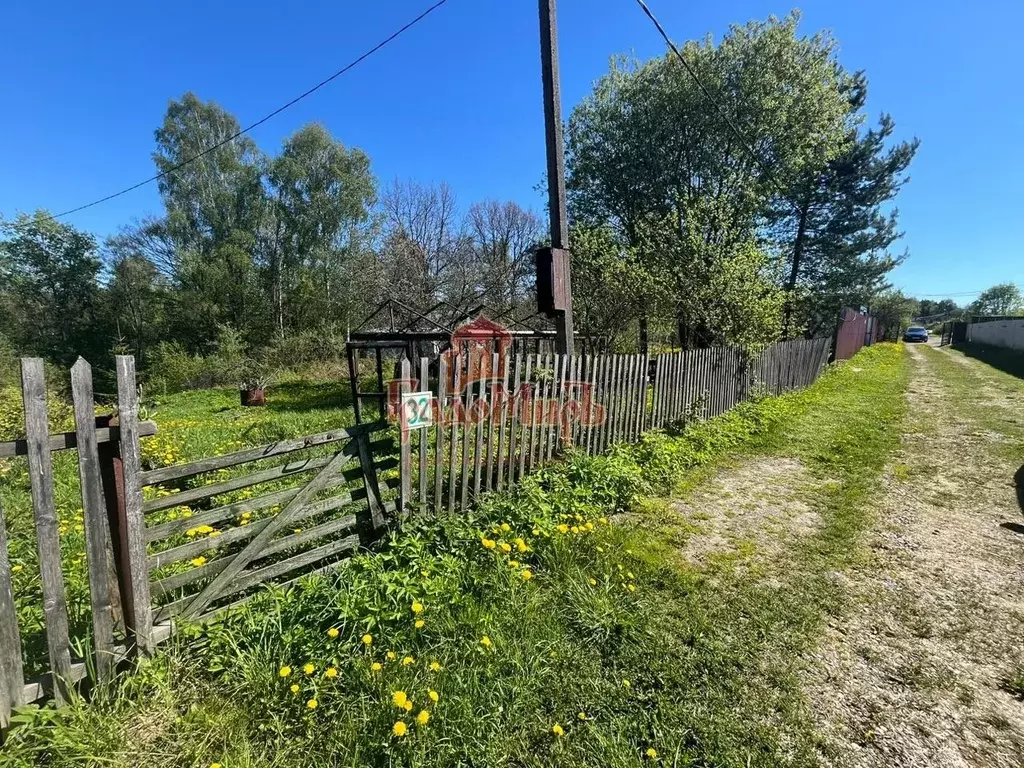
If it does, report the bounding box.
[397,337,832,514]
[0,356,397,726]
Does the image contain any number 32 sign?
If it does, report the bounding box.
[401,391,434,430]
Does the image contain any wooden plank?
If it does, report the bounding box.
[652,354,664,429]
[553,354,568,453]
[418,358,429,515]
[447,355,462,515]
[584,355,598,452]
[180,446,357,620]
[116,356,154,655]
[485,352,499,492]
[0,499,25,727]
[151,512,360,598]
[472,363,486,498]
[459,360,473,511]
[595,354,609,451]
[526,354,541,472]
[433,355,448,512]
[495,351,512,491]
[568,354,582,448]
[356,431,388,531]
[505,354,522,488]
[20,358,72,703]
[540,354,557,463]
[398,358,413,515]
[631,354,643,440]
[140,423,376,486]
[70,358,116,682]
[517,355,532,479]
[621,355,635,442]
[638,354,649,438]
[0,421,158,460]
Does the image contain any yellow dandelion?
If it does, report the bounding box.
[210,764,222,768]
[577,711,587,720]
[646,747,658,759]
[208,530,221,538]
[416,710,430,726]
[303,663,315,675]
[521,569,533,580]
[627,571,635,579]
[327,627,339,638]
[500,522,511,532]
[362,633,373,646]
[556,524,569,534]
[415,619,425,629]
[289,683,299,694]
[429,661,441,672]
[392,721,408,737]
[386,651,396,660]
[403,700,413,712]
[599,517,609,524]
[622,678,631,688]
[628,584,637,592]
[371,662,382,672]
[402,656,415,666]
[570,526,580,534]
[293,528,302,534]
[481,537,496,549]
[552,724,564,737]
[11,565,23,573]
[190,556,207,567]
[584,521,594,531]
[186,528,198,537]
[279,666,292,677]
[306,699,318,710]
[392,691,408,707]
[589,578,597,585]
[480,635,492,648]
[499,541,512,553]
[411,601,424,614]
[428,689,439,703]
[509,560,519,568]
[325,667,338,678]
[515,538,529,552]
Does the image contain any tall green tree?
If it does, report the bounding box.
[0,212,103,364]
[969,283,1023,316]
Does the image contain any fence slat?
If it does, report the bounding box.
[517,355,533,481]
[433,356,448,512]
[115,356,154,655]
[398,358,413,514]
[554,354,569,452]
[418,358,429,515]
[472,369,486,498]
[0,499,25,726]
[527,354,542,473]
[448,355,462,515]
[485,352,500,492]
[70,358,116,682]
[505,354,522,488]
[21,358,72,703]
[459,357,473,511]
[585,355,599,452]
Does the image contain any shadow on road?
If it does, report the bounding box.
[953,343,1024,380]
[1015,465,1024,513]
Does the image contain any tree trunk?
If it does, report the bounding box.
[782,203,810,338]
[638,313,649,354]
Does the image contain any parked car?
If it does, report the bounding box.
[903,326,929,343]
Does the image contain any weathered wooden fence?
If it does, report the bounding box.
[398,337,832,514]
[0,356,396,726]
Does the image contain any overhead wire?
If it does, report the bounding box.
[9,0,450,228]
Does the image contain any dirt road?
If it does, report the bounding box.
[807,344,1024,766]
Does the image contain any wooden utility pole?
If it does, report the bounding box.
[536,0,574,356]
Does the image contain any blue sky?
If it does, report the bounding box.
[1,0,1021,301]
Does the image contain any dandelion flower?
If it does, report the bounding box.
[327,627,339,638]
[509,560,519,568]
[190,556,207,567]
[428,689,439,703]
[515,538,529,552]
[589,578,597,586]
[570,526,580,534]
[499,541,512,554]
[403,700,413,712]
[289,684,299,694]
[429,661,441,672]
[186,528,198,537]
[628,584,637,592]
[480,635,492,648]
[411,601,424,614]
[627,571,635,579]
[11,565,23,573]
[585,522,594,531]
[599,517,609,525]
[416,710,430,726]
[392,691,408,708]
[521,569,533,581]
[208,530,221,538]
[556,524,569,534]
[210,763,222,768]
[303,663,316,675]
[392,721,408,737]
[622,678,631,688]
[325,667,338,678]
[532,528,540,535]
[362,633,373,646]
[306,699,318,710]
[646,747,658,759]
[577,711,587,720]
[552,724,564,737]
[371,662,383,672]
[481,537,496,549]
[293,528,302,535]
[279,666,292,677]
[501,522,511,532]
[415,619,425,629]
[386,651,397,660]
[402,656,415,666]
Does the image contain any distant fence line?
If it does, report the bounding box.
[1,336,831,723]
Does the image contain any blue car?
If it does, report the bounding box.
[903,326,929,343]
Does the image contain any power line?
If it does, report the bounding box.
[631,0,801,216]
[12,0,450,228]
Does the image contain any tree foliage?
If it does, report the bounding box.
[969,283,1023,316]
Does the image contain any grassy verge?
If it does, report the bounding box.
[3,345,909,767]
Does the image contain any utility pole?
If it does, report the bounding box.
[536,0,574,355]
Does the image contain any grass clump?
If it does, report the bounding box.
[2,345,909,767]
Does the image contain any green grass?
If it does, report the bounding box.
[2,344,910,767]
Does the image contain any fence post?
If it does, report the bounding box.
[398,357,413,515]
[20,358,72,704]
[0,499,25,727]
[69,359,117,681]
[114,356,153,654]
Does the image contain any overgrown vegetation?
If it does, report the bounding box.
[2,344,908,766]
